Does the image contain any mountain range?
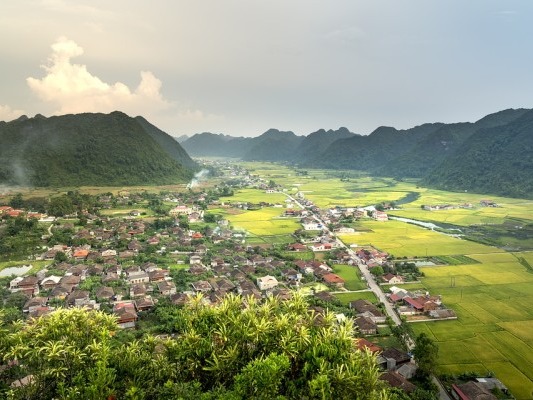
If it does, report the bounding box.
[0,112,196,187]
[181,108,533,198]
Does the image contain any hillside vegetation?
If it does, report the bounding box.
[181,108,533,198]
[0,112,196,187]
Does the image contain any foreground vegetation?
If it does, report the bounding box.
[0,295,399,400]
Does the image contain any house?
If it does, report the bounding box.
[311,243,332,252]
[16,276,40,296]
[349,299,387,324]
[9,277,23,292]
[23,297,48,313]
[59,275,81,287]
[334,227,355,233]
[322,273,345,288]
[190,255,203,265]
[287,243,307,252]
[148,269,168,283]
[396,363,417,380]
[40,275,62,291]
[354,316,377,335]
[354,338,382,354]
[191,280,213,293]
[281,268,302,285]
[113,301,138,329]
[49,284,73,300]
[95,286,115,302]
[256,275,279,291]
[157,281,177,296]
[373,211,388,221]
[126,270,150,285]
[382,273,404,285]
[135,296,155,311]
[66,290,90,307]
[129,283,148,298]
[451,381,498,400]
[171,292,191,306]
[380,348,411,370]
[101,249,117,257]
[380,372,416,394]
[169,205,194,216]
[73,249,89,260]
[302,220,323,231]
[314,291,336,303]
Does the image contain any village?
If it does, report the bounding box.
[0,163,502,398]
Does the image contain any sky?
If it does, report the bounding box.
[1,0,533,137]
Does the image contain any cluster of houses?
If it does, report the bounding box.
[8,260,178,327]
[0,206,55,222]
[387,286,456,320]
[421,203,473,211]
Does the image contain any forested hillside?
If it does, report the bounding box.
[424,109,533,198]
[181,108,533,199]
[0,112,196,187]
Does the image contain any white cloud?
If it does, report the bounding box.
[26,36,173,117]
[0,104,26,121]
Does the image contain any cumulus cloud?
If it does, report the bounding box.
[26,37,172,116]
[0,104,26,121]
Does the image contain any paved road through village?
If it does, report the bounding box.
[284,192,450,399]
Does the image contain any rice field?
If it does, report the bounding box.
[232,164,533,397]
[410,254,533,399]
[338,220,501,257]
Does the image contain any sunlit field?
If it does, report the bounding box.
[235,163,533,397]
[411,252,533,399]
[338,220,501,257]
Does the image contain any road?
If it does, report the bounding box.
[283,191,449,398]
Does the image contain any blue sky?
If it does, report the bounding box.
[1,1,532,136]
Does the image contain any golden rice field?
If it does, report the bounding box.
[338,220,500,257]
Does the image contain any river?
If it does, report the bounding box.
[389,216,463,237]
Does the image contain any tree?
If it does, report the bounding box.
[412,332,438,378]
[54,251,68,263]
[3,308,117,400]
[8,193,24,209]
[47,196,75,217]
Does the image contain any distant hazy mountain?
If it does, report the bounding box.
[0,111,196,187]
[173,135,189,143]
[242,129,303,161]
[181,132,255,157]
[293,127,355,163]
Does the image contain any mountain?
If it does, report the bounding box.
[181,132,254,158]
[424,109,533,198]
[307,123,443,170]
[241,129,303,161]
[378,108,529,178]
[0,111,196,187]
[293,127,355,162]
[173,134,189,143]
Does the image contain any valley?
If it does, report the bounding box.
[1,161,533,398]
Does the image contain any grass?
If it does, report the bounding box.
[334,291,377,305]
[332,264,367,291]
